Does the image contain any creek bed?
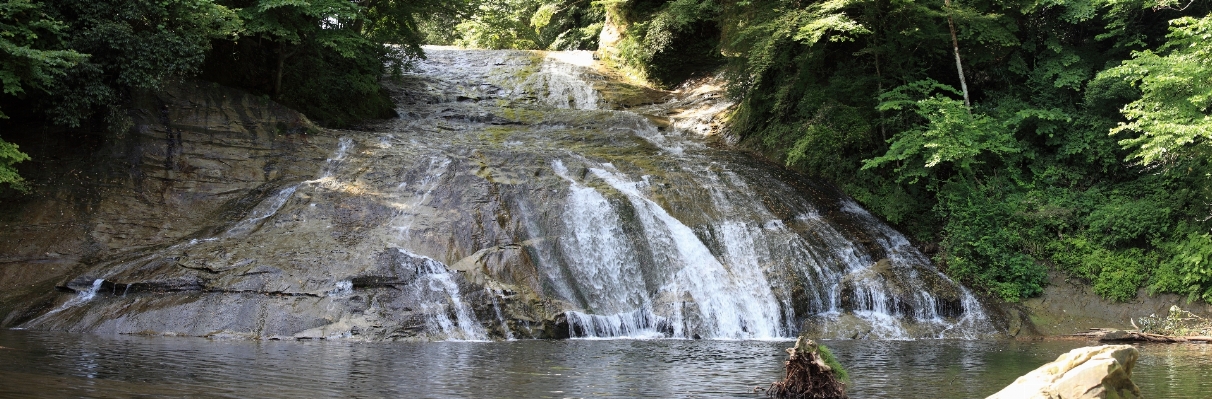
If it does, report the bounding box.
[1,330,1209,398]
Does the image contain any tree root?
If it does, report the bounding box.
[768,337,848,399]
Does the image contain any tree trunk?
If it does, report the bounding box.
[768,337,848,399]
[275,45,286,98]
[275,44,299,98]
[944,0,971,109]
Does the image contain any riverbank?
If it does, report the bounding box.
[991,271,1212,338]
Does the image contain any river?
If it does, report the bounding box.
[1,330,1208,398]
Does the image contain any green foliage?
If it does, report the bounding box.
[863,80,1021,183]
[448,0,603,50]
[0,0,86,119]
[0,137,30,192]
[201,0,466,126]
[1099,15,1212,165]
[934,178,1048,301]
[205,0,378,126]
[724,0,869,92]
[0,0,466,187]
[1048,236,1152,302]
[1152,232,1212,303]
[710,0,1212,303]
[817,344,848,383]
[604,0,724,86]
[40,0,239,127]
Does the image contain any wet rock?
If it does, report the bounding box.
[986,345,1141,399]
[122,276,205,294]
[0,79,329,328]
[2,49,993,341]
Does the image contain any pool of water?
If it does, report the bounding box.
[1,330,1208,398]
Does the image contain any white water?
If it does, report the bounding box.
[551,161,650,317]
[390,156,452,240]
[224,185,299,237]
[315,136,353,181]
[589,166,784,339]
[33,279,105,323]
[530,52,599,110]
[408,251,488,341]
[29,48,992,342]
[486,288,516,340]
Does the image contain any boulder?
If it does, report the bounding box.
[987,345,1141,399]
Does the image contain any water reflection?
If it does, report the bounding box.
[1,331,1209,398]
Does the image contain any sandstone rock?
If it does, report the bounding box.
[987,345,1141,399]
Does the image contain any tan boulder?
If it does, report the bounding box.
[987,345,1141,399]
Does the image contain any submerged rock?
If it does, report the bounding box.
[987,345,1141,399]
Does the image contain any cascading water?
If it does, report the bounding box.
[409,252,487,341]
[223,185,300,237]
[49,279,103,315]
[19,47,995,341]
[485,288,515,340]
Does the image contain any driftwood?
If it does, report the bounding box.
[768,337,848,399]
[1067,328,1212,343]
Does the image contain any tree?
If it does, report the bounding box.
[449,0,602,50]
[38,0,239,127]
[0,0,87,119]
[205,0,469,126]
[1099,14,1212,165]
[1,0,86,192]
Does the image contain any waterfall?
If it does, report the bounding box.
[23,47,993,341]
[530,52,599,110]
[376,47,992,340]
[407,251,487,341]
[486,288,515,340]
[50,279,104,315]
[316,136,353,180]
[223,185,299,237]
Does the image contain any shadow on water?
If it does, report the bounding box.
[1,330,1210,398]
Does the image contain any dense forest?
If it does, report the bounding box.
[2,0,1211,305]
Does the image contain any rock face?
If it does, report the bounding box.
[0,48,993,341]
[987,345,1141,399]
[0,80,331,329]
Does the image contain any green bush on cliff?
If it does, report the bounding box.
[1,0,239,128]
[443,0,603,50]
[0,0,87,120]
[1152,232,1212,303]
[709,0,1212,303]
[0,0,466,130]
[0,138,29,192]
[201,0,468,127]
[1048,237,1154,302]
[608,0,723,87]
